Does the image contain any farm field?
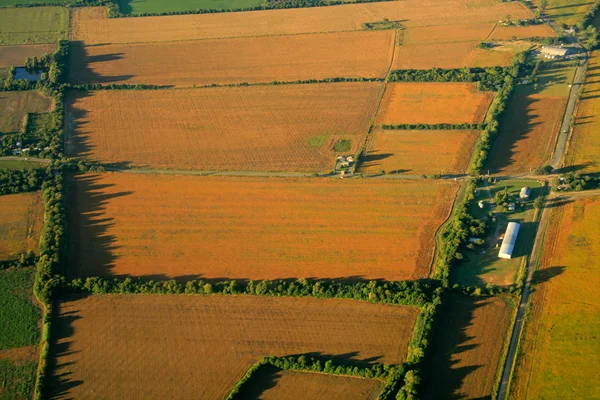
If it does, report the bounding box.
[0,268,40,400]
[534,0,595,26]
[423,294,513,399]
[70,1,532,45]
[68,30,394,87]
[510,197,600,399]
[487,95,566,174]
[0,192,44,260]
[50,294,419,399]
[375,83,495,125]
[0,44,56,76]
[394,41,518,69]
[566,50,600,173]
[0,7,68,45]
[119,0,262,14]
[65,173,458,281]
[0,160,44,169]
[65,83,383,172]
[359,129,479,175]
[0,91,53,133]
[489,24,557,40]
[237,367,384,400]
[454,180,543,287]
[402,22,495,45]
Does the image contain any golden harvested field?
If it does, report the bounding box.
[65,83,383,172]
[487,95,566,174]
[239,368,384,400]
[50,294,419,399]
[376,83,495,125]
[566,51,600,173]
[511,198,600,399]
[68,30,394,87]
[424,294,512,399]
[489,24,557,40]
[0,192,43,260]
[66,173,458,281]
[394,41,517,69]
[0,91,53,133]
[360,129,478,175]
[71,1,532,45]
[402,22,495,45]
[0,44,56,72]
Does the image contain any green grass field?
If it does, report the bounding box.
[118,0,263,14]
[535,0,596,26]
[0,358,37,399]
[0,0,69,4]
[0,268,41,350]
[516,59,577,98]
[0,7,68,45]
[453,179,544,287]
[0,160,44,169]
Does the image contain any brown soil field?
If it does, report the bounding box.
[238,367,384,400]
[423,294,512,399]
[0,44,55,74]
[565,50,600,173]
[489,24,557,40]
[510,198,600,399]
[376,83,494,125]
[65,173,458,281]
[394,41,516,69]
[65,83,383,172]
[360,129,479,175]
[402,22,495,45]
[0,345,37,364]
[0,91,52,133]
[71,1,532,45]
[68,30,394,87]
[487,95,566,174]
[50,294,419,399]
[0,192,43,260]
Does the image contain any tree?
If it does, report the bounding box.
[540,0,548,12]
[533,197,544,209]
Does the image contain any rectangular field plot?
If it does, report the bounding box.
[50,295,419,399]
[0,7,68,45]
[0,91,53,133]
[119,0,262,15]
[402,22,495,45]
[0,44,56,75]
[394,41,517,70]
[65,83,383,172]
[66,173,458,281]
[511,198,600,399]
[68,30,394,87]
[375,83,494,125]
[237,367,384,400]
[489,24,557,40]
[360,129,479,175]
[423,294,512,399]
[0,192,43,260]
[71,1,532,45]
[487,95,566,174]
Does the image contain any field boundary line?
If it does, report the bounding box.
[484,22,498,41]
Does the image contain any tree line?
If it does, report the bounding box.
[381,123,485,131]
[387,66,511,91]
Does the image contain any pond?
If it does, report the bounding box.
[14,68,42,81]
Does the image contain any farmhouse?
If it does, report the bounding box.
[520,186,531,199]
[541,46,569,59]
[498,222,520,259]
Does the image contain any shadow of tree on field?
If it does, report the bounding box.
[357,151,394,171]
[532,266,565,285]
[68,42,134,85]
[65,174,133,279]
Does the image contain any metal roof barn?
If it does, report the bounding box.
[499,222,520,259]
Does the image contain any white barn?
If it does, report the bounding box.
[499,222,520,259]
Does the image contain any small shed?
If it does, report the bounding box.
[541,46,569,59]
[478,200,484,209]
[498,222,520,259]
[520,186,531,199]
[508,202,516,211]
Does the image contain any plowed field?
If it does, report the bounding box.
[66,173,458,281]
[489,24,557,40]
[511,198,600,399]
[0,192,43,260]
[360,129,478,175]
[68,30,394,87]
[394,41,516,69]
[238,368,384,400]
[0,91,53,133]
[487,95,566,174]
[65,83,383,172]
[70,1,532,45]
[376,83,494,125]
[50,295,419,399]
[424,294,512,399]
